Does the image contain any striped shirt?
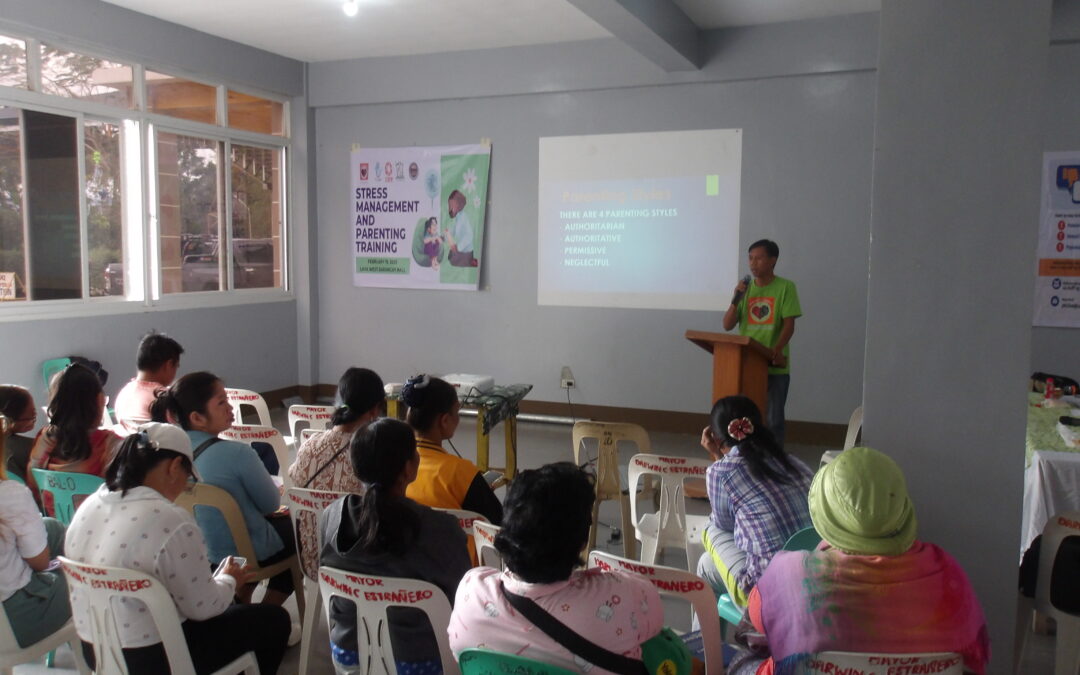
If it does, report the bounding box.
[707,445,813,593]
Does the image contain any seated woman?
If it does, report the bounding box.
[697,395,813,606]
[289,366,385,578]
[449,462,669,673]
[27,363,122,513]
[151,371,296,607]
[0,413,71,649]
[65,423,290,674]
[0,385,37,483]
[321,417,471,675]
[402,374,502,525]
[728,447,989,675]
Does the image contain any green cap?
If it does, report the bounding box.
[809,446,917,555]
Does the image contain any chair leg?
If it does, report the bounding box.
[620,495,635,560]
[1053,615,1080,675]
[1013,595,1034,675]
[291,562,306,626]
[588,501,600,552]
[298,578,321,675]
[46,648,56,668]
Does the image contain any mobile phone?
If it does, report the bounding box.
[214,555,247,576]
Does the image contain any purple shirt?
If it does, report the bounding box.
[707,446,813,593]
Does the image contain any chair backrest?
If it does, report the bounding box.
[287,404,335,441]
[224,387,273,427]
[318,566,460,675]
[299,427,322,444]
[219,424,290,485]
[284,487,348,580]
[588,550,723,675]
[782,526,822,551]
[627,453,712,546]
[458,648,577,675]
[435,508,488,537]
[843,406,864,451]
[29,468,105,525]
[807,652,962,674]
[1035,511,1080,618]
[175,483,259,562]
[41,357,72,391]
[572,421,650,500]
[57,557,202,675]
[472,521,503,569]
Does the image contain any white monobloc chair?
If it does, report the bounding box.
[588,550,723,675]
[434,508,488,539]
[284,487,348,675]
[299,428,322,444]
[224,388,273,427]
[627,453,712,567]
[220,424,292,487]
[287,405,335,443]
[0,609,89,675]
[317,566,460,675]
[472,521,503,569]
[808,652,962,674]
[572,421,653,559]
[57,557,258,675]
[819,405,864,469]
[1014,511,1080,675]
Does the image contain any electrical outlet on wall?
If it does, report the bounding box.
[560,366,575,389]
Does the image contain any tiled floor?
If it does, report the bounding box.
[14,413,1055,674]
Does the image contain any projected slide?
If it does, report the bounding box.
[538,129,741,311]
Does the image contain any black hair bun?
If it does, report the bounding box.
[400,374,430,407]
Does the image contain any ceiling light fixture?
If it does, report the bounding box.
[342,0,359,17]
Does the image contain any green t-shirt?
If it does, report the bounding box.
[736,275,802,375]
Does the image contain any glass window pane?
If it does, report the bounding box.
[231,144,281,289]
[25,110,80,300]
[0,37,27,89]
[41,45,133,108]
[157,132,222,294]
[227,90,284,136]
[147,71,217,125]
[0,106,25,301]
[86,121,124,297]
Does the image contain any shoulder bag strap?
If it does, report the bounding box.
[303,442,350,488]
[192,436,222,461]
[499,582,646,675]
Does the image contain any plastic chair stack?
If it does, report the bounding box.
[57,557,258,675]
[627,453,712,567]
[588,550,723,675]
[220,424,292,487]
[29,468,104,525]
[175,483,305,623]
[1014,511,1080,675]
[284,487,348,675]
[572,421,652,559]
[224,388,273,427]
[317,566,459,675]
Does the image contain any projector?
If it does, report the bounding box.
[443,374,495,397]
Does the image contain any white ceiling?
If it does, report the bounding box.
[100,0,879,63]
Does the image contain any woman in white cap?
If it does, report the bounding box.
[727,446,989,675]
[64,423,291,674]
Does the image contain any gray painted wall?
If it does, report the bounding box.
[863,3,1051,672]
[311,18,876,424]
[0,0,306,414]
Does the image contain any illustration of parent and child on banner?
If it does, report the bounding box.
[351,143,491,291]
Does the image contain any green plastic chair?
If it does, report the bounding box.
[30,468,104,526]
[716,526,822,634]
[459,648,578,675]
[40,358,72,392]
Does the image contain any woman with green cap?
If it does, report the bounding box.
[727,447,989,675]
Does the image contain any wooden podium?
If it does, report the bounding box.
[685,330,772,415]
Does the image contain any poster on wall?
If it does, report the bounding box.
[351,143,490,291]
[1034,151,1080,327]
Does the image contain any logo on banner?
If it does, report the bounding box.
[409,162,419,180]
[374,162,383,180]
[385,162,394,182]
[748,297,775,325]
[395,162,404,180]
[359,163,369,181]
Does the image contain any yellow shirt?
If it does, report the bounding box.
[406,438,481,511]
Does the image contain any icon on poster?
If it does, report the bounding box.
[1053,278,1062,290]
[1058,243,1066,252]
[1060,221,1067,230]
[1051,296,1060,307]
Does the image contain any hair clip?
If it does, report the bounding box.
[409,374,430,389]
[727,417,754,442]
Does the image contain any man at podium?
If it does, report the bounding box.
[722,239,802,447]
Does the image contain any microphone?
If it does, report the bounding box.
[731,274,751,306]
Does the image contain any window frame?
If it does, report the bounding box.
[0,30,292,321]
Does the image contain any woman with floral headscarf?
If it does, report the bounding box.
[697,395,813,606]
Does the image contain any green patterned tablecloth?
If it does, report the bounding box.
[389,383,533,435]
[1026,392,1080,465]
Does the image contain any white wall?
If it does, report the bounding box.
[310,16,877,424]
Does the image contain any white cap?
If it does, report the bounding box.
[135,422,202,481]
